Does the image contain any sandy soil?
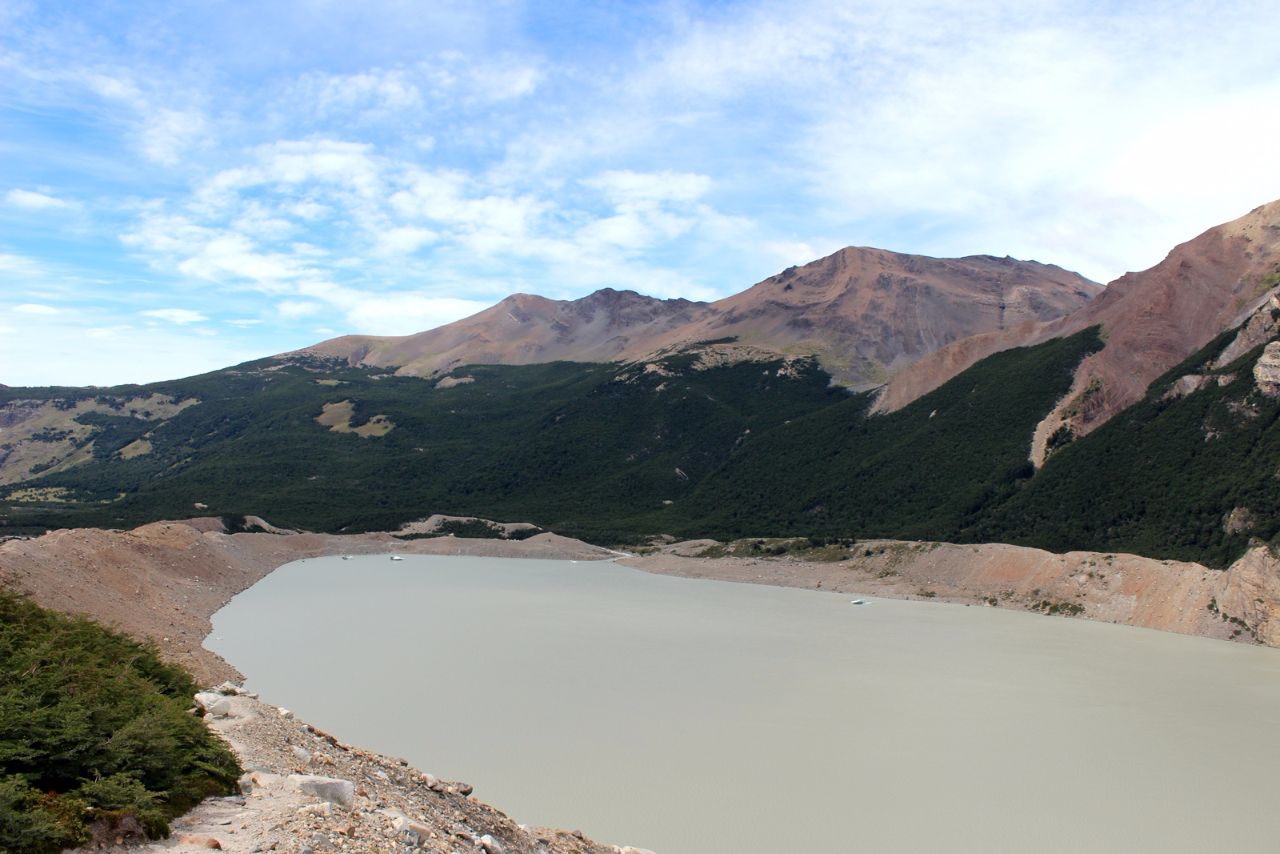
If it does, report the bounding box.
[622,537,1280,647]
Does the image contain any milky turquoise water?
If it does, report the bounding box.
[208,554,1280,853]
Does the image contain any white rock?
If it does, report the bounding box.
[477,834,503,853]
[291,746,312,763]
[289,774,355,809]
[278,708,294,719]
[194,692,232,717]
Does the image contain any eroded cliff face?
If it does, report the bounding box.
[1213,543,1280,645]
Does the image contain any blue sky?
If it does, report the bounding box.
[3,0,1280,386]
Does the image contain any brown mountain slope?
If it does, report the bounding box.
[875,200,1280,462]
[303,249,1098,388]
[306,288,712,379]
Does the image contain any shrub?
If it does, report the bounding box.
[0,591,241,853]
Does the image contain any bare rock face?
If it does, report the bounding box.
[1163,373,1235,400]
[1214,544,1280,645]
[1213,292,1280,368]
[1253,341,1280,395]
[878,199,1280,464]
[301,251,1097,390]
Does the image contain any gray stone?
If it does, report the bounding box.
[289,774,355,809]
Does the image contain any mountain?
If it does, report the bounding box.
[7,203,1280,571]
[304,248,1099,389]
[876,201,1280,462]
[306,288,711,381]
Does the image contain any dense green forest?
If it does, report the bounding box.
[5,323,1280,566]
[0,592,240,853]
[968,326,1280,566]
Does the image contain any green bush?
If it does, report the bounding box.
[0,591,240,853]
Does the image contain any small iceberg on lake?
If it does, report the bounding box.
[390,555,404,561]
[850,599,869,606]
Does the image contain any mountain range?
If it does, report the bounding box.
[4,200,1280,571]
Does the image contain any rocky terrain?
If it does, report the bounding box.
[877,200,1280,458]
[97,683,628,854]
[625,538,1280,646]
[304,249,1097,389]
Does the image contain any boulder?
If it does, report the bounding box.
[193,692,232,717]
[1253,342,1280,395]
[289,774,355,809]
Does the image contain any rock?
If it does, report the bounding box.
[405,820,433,845]
[179,835,223,849]
[237,773,255,794]
[291,745,312,763]
[1224,507,1257,534]
[289,774,355,809]
[249,771,282,788]
[278,708,294,719]
[297,803,333,817]
[193,692,232,717]
[1253,342,1280,395]
[215,681,243,695]
[477,834,503,853]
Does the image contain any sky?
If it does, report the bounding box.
[3,0,1280,386]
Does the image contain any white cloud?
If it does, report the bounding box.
[14,303,61,315]
[584,170,712,205]
[141,108,209,166]
[276,300,325,318]
[142,308,207,324]
[375,226,438,255]
[302,68,424,116]
[5,188,74,210]
[345,294,490,335]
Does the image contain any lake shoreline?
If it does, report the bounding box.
[2,518,1277,690]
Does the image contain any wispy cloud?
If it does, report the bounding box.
[14,303,62,315]
[141,308,207,324]
[5,188,75,210]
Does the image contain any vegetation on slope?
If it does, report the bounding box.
[659,328,1104,540]
[0,350,850,541]
[969,327,1280,566]
[0,591,240,853]
[7,322,1280,566]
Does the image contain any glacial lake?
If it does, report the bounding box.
[208,554,1280,853]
